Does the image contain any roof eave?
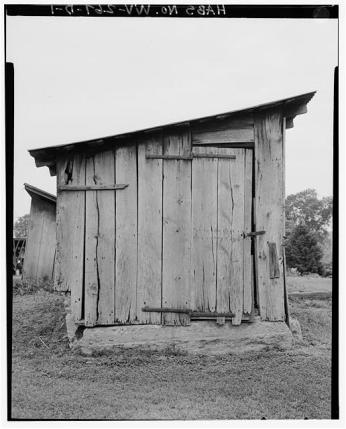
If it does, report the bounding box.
[28,91,316,174]
[24,183,57,203]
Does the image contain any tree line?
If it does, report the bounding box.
[284,189,333,276]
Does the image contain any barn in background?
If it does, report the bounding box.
[29,92,315,337]
[22,183,56,283]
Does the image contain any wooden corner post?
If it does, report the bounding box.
[254,109,285,321]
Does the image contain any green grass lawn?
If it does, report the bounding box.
[10,286,331,420]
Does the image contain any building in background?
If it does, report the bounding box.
[22,183,56,284]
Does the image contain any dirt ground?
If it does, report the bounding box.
[10,277,332,420]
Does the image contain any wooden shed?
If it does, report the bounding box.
[22,183,57,283]
[29,92,315,329]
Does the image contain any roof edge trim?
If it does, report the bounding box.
[24,183,57,203]
[28,91,316,173]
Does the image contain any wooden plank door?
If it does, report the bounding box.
[191,147,253,325]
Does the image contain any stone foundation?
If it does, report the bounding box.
[63,294,298,355]
[72,319,294,356]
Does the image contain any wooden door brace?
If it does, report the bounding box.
[146,154,236,160]
[141,307,254,323]
[58,184,128,191]
[142,306,235,317]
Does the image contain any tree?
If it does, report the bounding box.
[14,214,30,238]
[285,189,332,241]
[285,224,323,275]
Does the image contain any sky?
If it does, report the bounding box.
[6,16,338,220]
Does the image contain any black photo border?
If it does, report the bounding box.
[4,3,339,421]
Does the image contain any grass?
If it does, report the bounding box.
[10,283,331,420]
[287,275,332,295]
[12,277,54,296]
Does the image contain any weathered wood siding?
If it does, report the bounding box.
[191,147,252,324]
[23,197,56,282]
[254,110,285,321]
[243,150,253,315]
[115,145,138,323]
[137,137,163,324]
[84,151,115,326]
[162,129,192,326]
[191,114,254,145]
[191,146,218,313]
[53,113,279,326]
[55,153,86,321]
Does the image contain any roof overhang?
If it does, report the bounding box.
[24,183,56,204]
[29,91,316,176]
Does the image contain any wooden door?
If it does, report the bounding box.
[191,147,253,325]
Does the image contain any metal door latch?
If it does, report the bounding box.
[242,230,266,238]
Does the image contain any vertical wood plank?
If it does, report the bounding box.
[137,137,162,324]
[251,255,255,314]
[243,149,253,314]
[268,242,280,279]
[217,148,245,325]
[254,110,285,321]
[55,153,85,322]
[191,146,218,312]
[35,200,56,281]
[84,156,99,326]
[282,117,290,325]
[115,145,137,323]
[253,196,260,308]
[36,206,48,280]
[22,201,42,281]
[54,159,65,290]
[162,128,191,326]
[33,203,46,281]
[85,151,115,326]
